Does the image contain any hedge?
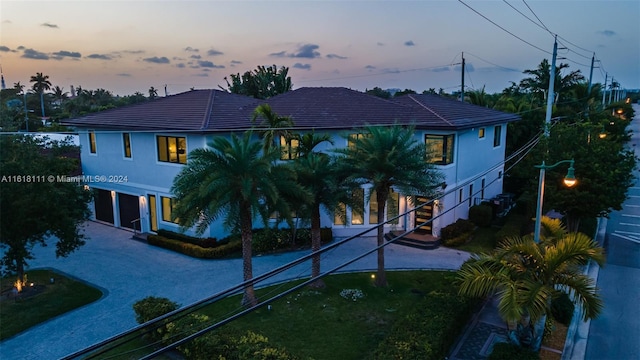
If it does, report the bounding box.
[441,219,475,241]
[469,203,493,227]
[148,235,242,259]
[156,229,217,248]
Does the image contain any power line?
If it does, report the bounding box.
[297,63,458,84]
[457,0,551,55]
[522,0,552,33]
[503,0,553,36]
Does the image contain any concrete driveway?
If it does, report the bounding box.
[0,221,471,359]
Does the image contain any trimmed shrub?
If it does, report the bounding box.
[441,219,476,245]
[156,229,217,248]
[148,235,242,259]
[488,342,539,360]
[551,292,575,326]
[469,203,493,227]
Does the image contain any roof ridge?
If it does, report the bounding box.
[406,94,455,127]
[201,89,215,130]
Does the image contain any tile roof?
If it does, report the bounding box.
[62,87,519,131]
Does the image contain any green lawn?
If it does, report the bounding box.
[0,269,103,340]
[455,226,499,254]
[111,270,476,360]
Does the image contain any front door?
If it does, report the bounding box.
[118,193,140,230]
[94,189,114,224]
[414,196,433,234]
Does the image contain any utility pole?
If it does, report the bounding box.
[587,53,595,94]
[460,52,465,102]
[602,73,608,108]
[608,77,614,105]
[544,35,558,137]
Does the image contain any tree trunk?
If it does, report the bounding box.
[308,204,325,288]
[16,259,26,292]
[240,208,257,307]
[374,188,388,287]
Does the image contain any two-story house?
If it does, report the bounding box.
[62,87,519,240]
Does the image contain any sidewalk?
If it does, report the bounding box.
[0,221,472,360]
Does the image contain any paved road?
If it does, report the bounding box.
[585,104,640,360]
[0,222,471,360]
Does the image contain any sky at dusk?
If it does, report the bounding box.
[1,0,639,97]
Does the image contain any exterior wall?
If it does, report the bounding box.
[77,123,508,240]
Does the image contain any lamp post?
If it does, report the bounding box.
[533,159,577,243]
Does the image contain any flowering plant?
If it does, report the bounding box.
[339,288,365,301]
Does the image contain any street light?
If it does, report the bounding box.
[533,159,577,243]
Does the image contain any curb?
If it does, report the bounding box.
[561,217,606,360]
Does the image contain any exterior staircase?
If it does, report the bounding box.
[385,230,440,250]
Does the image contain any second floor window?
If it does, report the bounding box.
[89,131,97,154]
[157,136,187,164]
[123,133,132,158]
[280,135,299,160]
[494,125,502,147]
[425,134,454,165]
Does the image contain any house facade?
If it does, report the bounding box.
[62,87,519,240]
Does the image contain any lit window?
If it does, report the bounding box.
[425,134,454,165]
[157,136,187,164]
[348,133,370,150]
[351,188,364,225]
[123,133,132,158]
[369,190,379,224]
[280,136,299,160]
[334,203,346,225]
[89,131,97,154]
[493,126,502,147]
[161,196,179,224]
[478,128,485,139]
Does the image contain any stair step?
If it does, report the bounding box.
[385,232,440,250]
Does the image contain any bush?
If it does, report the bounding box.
[132,296,180,341]
[156,229,217,248]
[488,342,539,360]
[441,219,476,246]
[469,204,493,227]
[551,292,575,326]
[148,235,242,259]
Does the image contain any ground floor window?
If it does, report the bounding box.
[161,196,179,223]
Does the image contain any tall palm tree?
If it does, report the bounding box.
[13,82,24,94]
[29,72,52,118]
[52,86,69,107]
[457,217,605,350]
[148,86,158,100]
[171,132,309,306]
[334,125,444,286]
[292,132,356,288]
[252,103,294,154]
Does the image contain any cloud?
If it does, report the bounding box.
[194,73,209,77]
[382,68,400,74]
[454,63,475,72]
[365,65,376,71]
[271,44,321,58]
[41,22,59,29]
[87,53,113,60]
[404,40,415,46]
[17,46,25,50]
[598,30,616,37]
[52,50,82,58]
[293,63,311,70]
[2,20,11,24]
[122,49,145,54]
[143,56,170,64]
[190,54,201,59]
[0,46,11,52]
[116,73,132,77]
[431,67,451,72]
[377,42,384,46]
[185,46,199,52]
[207,49,224,56]
[22,48,49,60]
[230,60,242,67]
[326,53,347,59]
[176,63,186,68]
[198,60,224,68]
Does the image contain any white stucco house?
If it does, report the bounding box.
[61,87,519,242]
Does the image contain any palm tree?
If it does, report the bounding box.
[29,72,52,118]
[13,82,25,94]
[251,104,294,154]
[171,132,308,306]
[457,217,605,350]
[334,125,444,286]
[52,86,69,107]
[519,60,584,104]
[148,86,158,100]
[292,132,356,288]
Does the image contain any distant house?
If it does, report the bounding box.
[62,87,519,239]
